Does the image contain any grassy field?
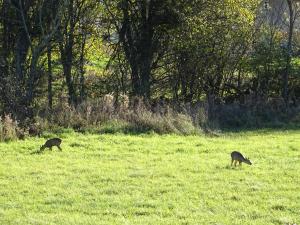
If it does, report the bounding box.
[0,130,299,225]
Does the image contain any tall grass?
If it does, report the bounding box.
[57,95,298,132]
[215,101,300,129]
[0,114,20,141]
[0,95,298,141]
[46,95,200,135]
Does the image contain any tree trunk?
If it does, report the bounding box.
[15,31,29,81]
[79,26,87,103]
[207,92,216,122]
[283,0,294,107]
[58,0,77,106]
[62,52,77,106]
[0,0,10,112]
[139,1,153,99]
[119,1,140,97]
[47,44,53,110]
[119,0,154,99]
[24,47,41,109]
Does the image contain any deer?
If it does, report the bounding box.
[40,138,62,152]
[231,151,252,167]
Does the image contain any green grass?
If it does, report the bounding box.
[0,130,299,225]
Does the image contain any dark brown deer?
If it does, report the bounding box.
[40,138,62,151]
[231,151,252,166]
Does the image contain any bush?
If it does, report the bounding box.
[1,95,297,141]
[35,96,201,135]
[99,120,131,134]
[214,102,300,129]
[0,114,19,141]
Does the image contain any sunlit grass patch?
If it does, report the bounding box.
[0,130,299,224]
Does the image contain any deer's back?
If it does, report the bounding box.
[231,151,245,160]
[45,138,62,147]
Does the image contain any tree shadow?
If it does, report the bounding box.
[219,165,242,170]
[30,150,43,155]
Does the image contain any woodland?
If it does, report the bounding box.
[0,0,299,137]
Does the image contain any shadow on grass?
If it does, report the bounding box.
[216,165,246,170]
[221,123,300,134]
[26,119,299,137]
[97,122,300,136]
[30,150,43,155]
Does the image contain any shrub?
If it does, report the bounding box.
[0,114,19,141]
[99,120,131,134]
[36,96,201,135]
[2,95,296,140]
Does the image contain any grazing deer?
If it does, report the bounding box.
[231,151,252,166]
[40,138,62,152]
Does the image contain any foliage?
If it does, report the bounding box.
[0,0,299,129]
[167,0,259,103]
[0,96,298,142]
[0,114,19,141]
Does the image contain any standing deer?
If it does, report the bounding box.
[231,151,252,166]
[40,138,62,152]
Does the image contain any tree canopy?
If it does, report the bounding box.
[0,0,299,124]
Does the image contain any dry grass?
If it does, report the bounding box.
[0,114,20,141]
[43,95,200,135]
[0,95,298,141]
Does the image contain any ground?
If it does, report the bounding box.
[0,130,299,225]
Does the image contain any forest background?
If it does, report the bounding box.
[0,0,299,139]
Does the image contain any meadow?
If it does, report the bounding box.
[0,130,299,225]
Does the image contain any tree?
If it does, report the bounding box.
[0,0,62,119]
[58,0,98,106]
[169,0,259,118]
[103,0,180,99]
[283,0,300,106]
